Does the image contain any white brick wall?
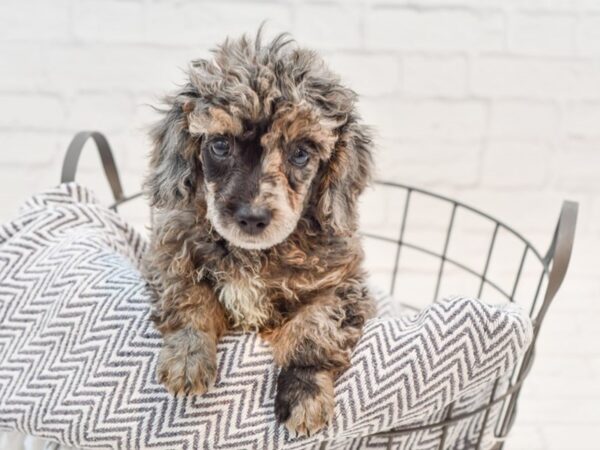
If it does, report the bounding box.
[1,1,599,448]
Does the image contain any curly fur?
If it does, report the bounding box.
[144,29,375,436]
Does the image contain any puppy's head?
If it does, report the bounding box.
[146,31,372,250]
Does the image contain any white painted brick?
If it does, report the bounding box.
[489,101,559,138]
[361,98,487,139]
[528,354,594,380]
[577,14,600,56]
[110,132,150,174]
[131,95,163,132]
[358,186,389,229]
[0,44,47,91]
[453,189,562,233]
[509,12,576,56]
[578,0,600,11]
[365,7,505,51]
[542,425,600,450]
[328,54,400,96]
[402,55,468,97]
[0,165,58,222]
[471,57,600,99]
[374,138,481,187]
[591,356,600,377]
[518,389,600,420]
[555,139,600,190]
[481,140,549,188]
[126,96,165,172]
[552,248,600,287]
[43,45,198,94]
[145,1,292,46]
[590,198,600,236]
[564,102,600,139]
[66,93,134,134]
[72,0,145,44]
[293,3,362,50]
[0,94,65,130]
[0,132,61,166]
[0,0,70,42]
[406,0,578,10]
[118,167,146,196]
[504,423,545,450]
[536,308,581,336]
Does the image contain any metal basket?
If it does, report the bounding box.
[61,131,578,450]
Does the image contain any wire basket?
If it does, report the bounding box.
[356,181,577,449]
[61,131,578,450]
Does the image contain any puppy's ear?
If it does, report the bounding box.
[300,63,373,234]
[145,90,200,209]
[315,115,373,235]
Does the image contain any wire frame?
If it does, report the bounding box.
[358,181,577,449]
[61,132,578,450]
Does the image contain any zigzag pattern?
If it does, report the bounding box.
[0,184,533,450]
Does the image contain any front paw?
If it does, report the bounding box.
[157,327,217,396]
[275,368,335,436]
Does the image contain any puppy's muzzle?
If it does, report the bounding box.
[234,204,272,235]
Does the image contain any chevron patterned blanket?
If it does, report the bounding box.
[0,184,533,450]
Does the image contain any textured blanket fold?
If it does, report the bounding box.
[0,184,533,450]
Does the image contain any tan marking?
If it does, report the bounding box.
[204,148,302,250]
[265,103,337,158]
[284,371,335,436]
[188,107,243,136]
[261,146,307,214]
[261,146,283,175]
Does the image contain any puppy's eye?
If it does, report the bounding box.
[290,147,310,167]
[210,137,230,158]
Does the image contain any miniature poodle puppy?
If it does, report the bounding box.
[143,30,375,436]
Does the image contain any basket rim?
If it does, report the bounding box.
[371,179,548,268]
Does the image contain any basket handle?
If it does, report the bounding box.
[60,131,125,204]
[496,200,578,439]
[535,200,578,330]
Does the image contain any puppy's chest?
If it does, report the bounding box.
[215,272,274,331]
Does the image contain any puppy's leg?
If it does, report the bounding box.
[267,285,374,436]
[153,282,227,396]
[275,366,334,437]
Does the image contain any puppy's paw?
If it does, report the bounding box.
[275,368,334,436]
[157,327,217,396]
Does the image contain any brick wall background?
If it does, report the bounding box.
[1,1,598,448]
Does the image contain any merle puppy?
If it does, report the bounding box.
[144,30,375,435]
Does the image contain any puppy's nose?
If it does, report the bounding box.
[234,204,272,235]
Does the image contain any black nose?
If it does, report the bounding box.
[234,204,272,235]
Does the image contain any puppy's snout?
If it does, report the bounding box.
[234,204,272,235]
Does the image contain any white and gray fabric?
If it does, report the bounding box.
[0,184,533,450]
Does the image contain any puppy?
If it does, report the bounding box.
[144,30,375,436]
